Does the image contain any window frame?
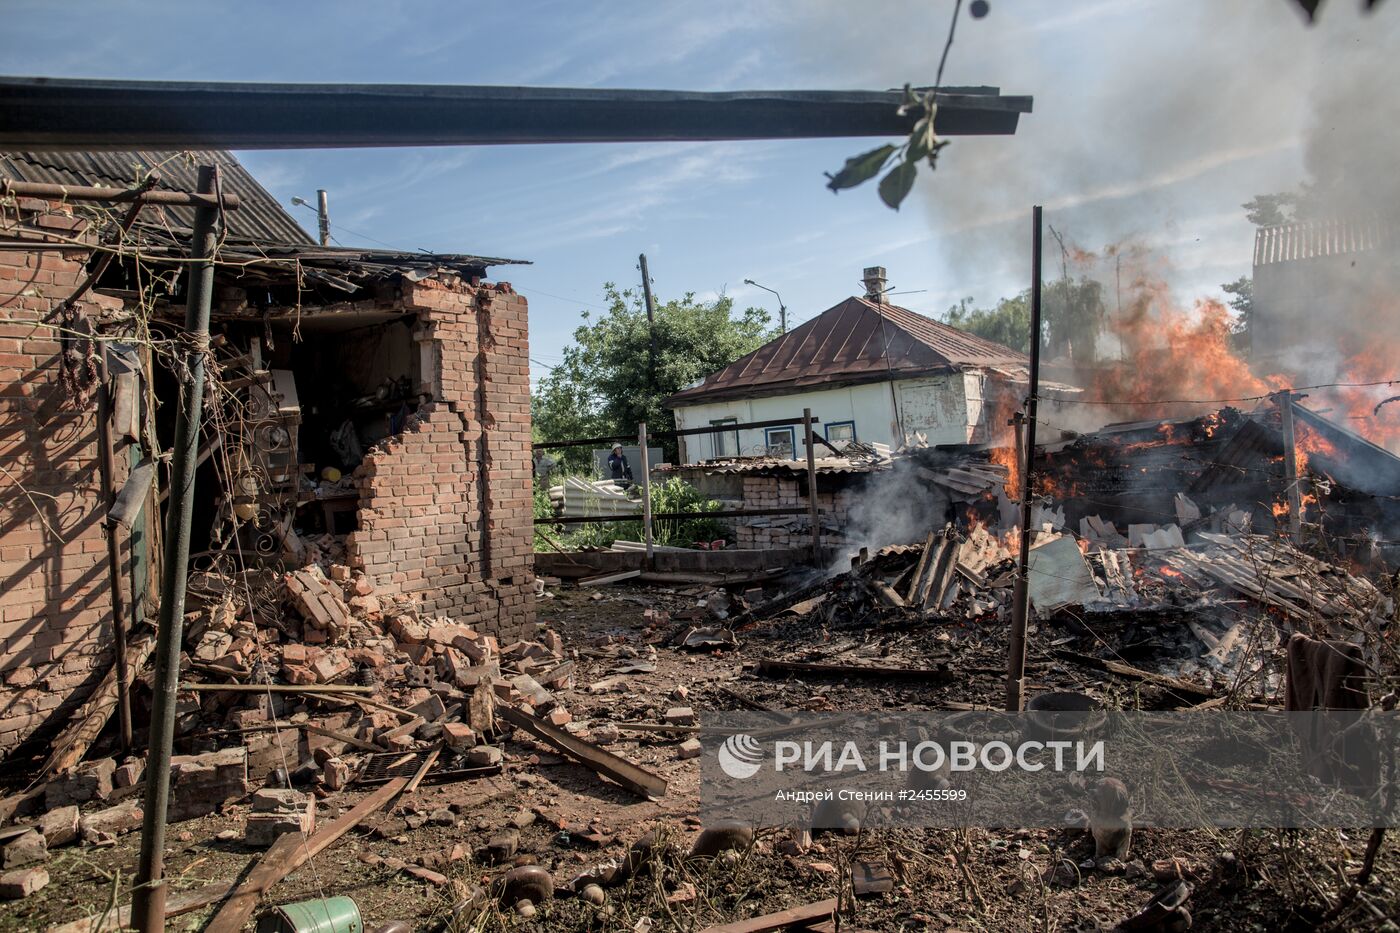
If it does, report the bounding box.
[764,426,797,458]
[709,417,739,458]
[824,420,857,445]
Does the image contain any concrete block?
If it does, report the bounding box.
[33,805,78,848]
[168,746,248,823]
[79,801,143,844]
[45,758,116,808]
[0,831,45,869]
[0,866,48,899]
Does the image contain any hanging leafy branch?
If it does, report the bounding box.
[825,85,951,210]
[823,0,967,210]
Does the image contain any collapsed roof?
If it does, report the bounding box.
[0,149,527,290]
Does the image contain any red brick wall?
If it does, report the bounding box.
[348,277,535,643]
[0,199,119,755]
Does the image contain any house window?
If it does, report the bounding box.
[709,418,739,458]
[765,426,796,459]
[825,420,856,447]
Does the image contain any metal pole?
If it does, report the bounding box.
[639,254,658,398]
[638,423,654,567]
[1006,205,1043,713]
[316,188,330,246]
[0,178,239,208]
[132,164,220,933]
[804,408,821,564]
[94,353,132,754]
[1279,390,1303,544]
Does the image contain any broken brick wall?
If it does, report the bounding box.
[349,276,535,644]
[0,199,124,755]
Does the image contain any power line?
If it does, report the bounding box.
[1048,379,1400,407]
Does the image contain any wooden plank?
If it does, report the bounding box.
[179,682,374,695]
[48,883,241,933]
[698,898,837,933]
[579,569,643,586]
[1052,650,1214,700]
[203,776,411,933]
[757,659,950,682]
[403,742,444,794]
[499,705,666,799]
[42,633,155,776]
[304,722,384,752]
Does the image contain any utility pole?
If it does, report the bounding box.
[1006,205,1044,714]
[804,408,821,564]
[1278,389,1303,544]
[316,188,330,246]
[639,253,658,395]
[744,278,787,332]
[133,165,221,932]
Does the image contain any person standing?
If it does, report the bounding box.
[607,443,634,485]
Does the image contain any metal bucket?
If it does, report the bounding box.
[256,896,363,933]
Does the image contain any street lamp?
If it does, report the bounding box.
[743,278,788,332]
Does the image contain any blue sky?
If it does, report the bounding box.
[3,0,1387,390]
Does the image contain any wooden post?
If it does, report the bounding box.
[1279,390,1303,544]
[804,408,821,564]
[640,254,657,398]
[316,188,330,246]
[94,353,132,754]
[1010,410,1025,502]
[639,422,654,566]
[1006,206,1043,713]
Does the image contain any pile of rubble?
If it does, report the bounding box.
[734,505,1390,697]
[0,559,660,917]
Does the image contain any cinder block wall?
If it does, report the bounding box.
[0,198,119,754]
[349,277,535,644]
[734,475,852,549]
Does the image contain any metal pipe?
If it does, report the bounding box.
[536,507,809,525]
[0,77,1031,150]
[132,164,221,933]
[804,408,821,564]
[532,415,820,450]
[1006,205,1043,714]
[0,178,240,209]
[93,354,132,754]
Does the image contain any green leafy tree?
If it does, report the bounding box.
[1242,192,1300,227]
[1221,275,1254,351]
[1043,277,1106,364]
[944,279,1104,363]
[945,293,1031,352]
[532,284,773,469]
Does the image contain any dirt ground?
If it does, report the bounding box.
[4,583,1397,932]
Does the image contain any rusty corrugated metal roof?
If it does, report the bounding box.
[1253,216,1397,266]
[666,296,1028,406]
[0,149,314,244]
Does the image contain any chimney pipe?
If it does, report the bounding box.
[863,266,887,303]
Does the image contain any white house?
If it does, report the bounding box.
[666,268,1041,462]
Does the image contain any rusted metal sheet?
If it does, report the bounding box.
[666,297,1027,407]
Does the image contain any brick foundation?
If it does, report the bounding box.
[0,199,119,754]
[348,278,535,644]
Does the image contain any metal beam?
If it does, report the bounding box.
[0,77,1031,150]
